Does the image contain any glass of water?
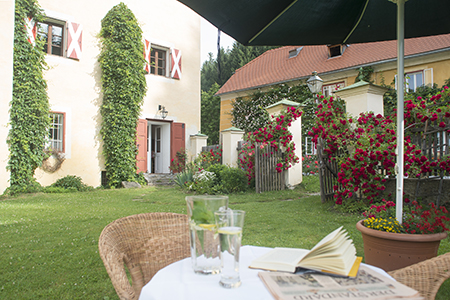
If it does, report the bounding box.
[214,209,245,288]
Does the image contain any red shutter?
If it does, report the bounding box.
[24,17,37,46]
[144,39,151,73]
[171,122,185,162]
[170,49,182,79]
[136,119,148,173]
[67,22,82,60]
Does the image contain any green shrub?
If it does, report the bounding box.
[207,164,228,185]
[4,179,42,196]
[221,167,247,193]
[134,172,147,186]
[174,168,194,188]
[170,148,187,173]
[51,175,91,192]
[42,186,76,193]
[195,146,222,169]
[189,169,217,194]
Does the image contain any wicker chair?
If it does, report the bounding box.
[388,252,450,300]
[98,212,190,300]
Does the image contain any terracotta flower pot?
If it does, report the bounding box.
[356,220,447,272]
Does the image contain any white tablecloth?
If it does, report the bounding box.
[138,245,391,300]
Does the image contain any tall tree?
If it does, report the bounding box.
[200,42,279,143]
[201,42,277,92]
[201,83,221,145]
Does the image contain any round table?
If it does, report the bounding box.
[138,245,390,300]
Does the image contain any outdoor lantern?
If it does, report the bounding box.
[307,71,324,96]
[158,105,168,119]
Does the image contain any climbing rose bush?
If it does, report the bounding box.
[309,87,450,205]
[303,155,319,176]
[239,106,302,182]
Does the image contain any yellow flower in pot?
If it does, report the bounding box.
[356,199,449,271]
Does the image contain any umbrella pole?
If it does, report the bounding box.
[396,0,405,223]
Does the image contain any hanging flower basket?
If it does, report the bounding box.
[356,220,447,272]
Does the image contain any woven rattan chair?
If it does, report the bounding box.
[388,252,450,300]
[98,212,190,300]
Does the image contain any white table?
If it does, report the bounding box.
[138,245,391,300]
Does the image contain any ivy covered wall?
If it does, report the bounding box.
[8,0,50,194]
[99,2,147,188]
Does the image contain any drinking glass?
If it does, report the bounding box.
[214,209,245,288]
[186,195,228,274]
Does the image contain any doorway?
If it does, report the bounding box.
[148,122,170,174]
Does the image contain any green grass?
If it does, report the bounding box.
[0,179,448,299]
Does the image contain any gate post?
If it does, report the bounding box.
[266,100,303,187]
[190,132,208,162]
[221,127,244,167]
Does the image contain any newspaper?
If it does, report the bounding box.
[258,265,423,300]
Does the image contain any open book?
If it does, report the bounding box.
[249,226,361,277]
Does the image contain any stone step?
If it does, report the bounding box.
[143,173,176,186]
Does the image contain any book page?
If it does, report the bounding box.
[249,248,309,271]
[309,226,344,252]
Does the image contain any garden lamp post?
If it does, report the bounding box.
[307,71,326,202]
[307,71,323,101]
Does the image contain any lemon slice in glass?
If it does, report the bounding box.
[198,224,216,230]
[218,226,242,235]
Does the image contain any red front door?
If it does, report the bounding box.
[136,119,148,173]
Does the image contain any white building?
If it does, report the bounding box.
[0,0,202,192]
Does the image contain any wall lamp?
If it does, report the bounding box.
[158,105,168,119]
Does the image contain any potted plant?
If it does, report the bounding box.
[356,199,449,271]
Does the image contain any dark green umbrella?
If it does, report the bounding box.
[179,0,450,46]
[179,0,450,222]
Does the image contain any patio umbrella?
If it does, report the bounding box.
[178,0,450,222]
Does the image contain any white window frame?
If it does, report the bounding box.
[47,112,65,152]
[395,69,433,92]
[304,137,317,155]
[405,70,424,92]
[322,82,345,97]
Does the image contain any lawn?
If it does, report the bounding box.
[0,177,448,299]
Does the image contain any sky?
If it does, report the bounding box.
[200,18,235,67]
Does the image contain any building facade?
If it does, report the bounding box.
[217,34,450,131]
[0,0,201,193]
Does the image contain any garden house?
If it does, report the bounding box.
[0,0,202,193]
[217,34,450,135]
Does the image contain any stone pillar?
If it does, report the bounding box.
[333,81,388,118]
[0,0,15,193]
[221,127,244,167]
[189,132,208,162]
[266,100,303,187]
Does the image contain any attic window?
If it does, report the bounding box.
[328,44,348,58]
[288,47,303,58]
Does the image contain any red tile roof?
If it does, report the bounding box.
[217,34,450,96]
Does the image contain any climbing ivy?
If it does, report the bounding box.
[231,83,314,140]
[7,0,50,194]
[354,66,374,83]
[99,3,147,188]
